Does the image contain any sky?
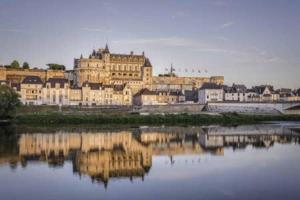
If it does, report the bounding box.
[0,0,299,88]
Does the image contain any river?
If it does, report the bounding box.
[0,123,300,200]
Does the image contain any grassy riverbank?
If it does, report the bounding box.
[13,112,300,126]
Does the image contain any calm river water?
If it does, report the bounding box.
[0,123,300,200]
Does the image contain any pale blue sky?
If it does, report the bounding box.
[0,0,299,88]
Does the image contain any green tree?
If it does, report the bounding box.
[46,63,66,70]
[10,60,20,69]
[22,62,30,69]
[0,85,21,119]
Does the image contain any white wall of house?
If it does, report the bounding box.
[225,92,258,102]
[198,89,224,104]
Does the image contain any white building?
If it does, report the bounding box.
[224,84,257,102]
[20,76,43,105]
[42,78,70,105]
[198,83,224,104]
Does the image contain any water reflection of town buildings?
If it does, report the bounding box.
[200,125,300,150]
[0,125,299,187]
[18,131,152,187]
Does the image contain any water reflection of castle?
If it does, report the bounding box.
[0,125,299,187]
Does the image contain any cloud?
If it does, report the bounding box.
[171,10,190,19]
[211,0,230,7]
[113,36,248,56]
[215,36,229,41]
[195,48,247,56]
[0,28,30,33]
[220,21,235,29]
[113,37,198,47]
[81,27,112,33]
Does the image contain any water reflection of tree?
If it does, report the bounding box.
[0,125,20,169]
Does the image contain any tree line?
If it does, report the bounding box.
[3,60,66,70]
[3,60,30,69]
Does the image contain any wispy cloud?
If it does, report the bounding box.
[113,37,197,47]
[215,36,229,41]
[234,47,285,64]
[220,21,235,29]
[171,10,190,19]
[211,0,230,7]
[195,48,247,56]
[0,28,30,33]
[81,27,112,33]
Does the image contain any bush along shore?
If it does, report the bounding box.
[13,112,300,126]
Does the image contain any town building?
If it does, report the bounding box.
[250,85,280,102]
[276,88,299,102]
[81,82,132,106]
[19,76,43,105]
[224,84,248,102]
[42,78,70,105]
[224,84,259,102]
[198,83,224,104]
[133,88,185,106]
[14,75,132,106]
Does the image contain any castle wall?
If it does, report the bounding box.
[0,68,64,83]
[152,76,224,90]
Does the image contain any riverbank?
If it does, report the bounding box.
[11,112,300,126]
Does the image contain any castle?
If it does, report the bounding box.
[0,45,224,106]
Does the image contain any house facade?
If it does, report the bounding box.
[133,89,185,106]
[198,83,224,104]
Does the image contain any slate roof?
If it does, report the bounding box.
[135,88,184,97]
[82,82,102,90]
[47,78,68,88]
[22,76,43,84]
[200,83,223,90]
[252,85,274,94]
[184,90,198,102]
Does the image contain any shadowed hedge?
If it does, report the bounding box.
[15,112,300,126]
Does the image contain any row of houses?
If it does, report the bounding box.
[1,76,132,106]
[198,83,300,104]
[1,75,299,106]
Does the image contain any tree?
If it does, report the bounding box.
[22,62,30,69]
[46,63,66,70]
[10,60,20,69]
[0,85,21,119]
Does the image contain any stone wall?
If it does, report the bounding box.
[0,68,64,83]
[136,104,205,114]
[205,102,300,114]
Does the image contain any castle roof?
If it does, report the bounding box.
[143,58,152,68]
[22,76,43,84]
[103,44,110,54]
